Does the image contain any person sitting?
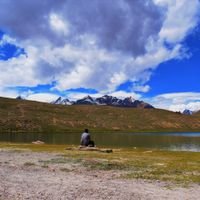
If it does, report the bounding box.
[80,129,95,147]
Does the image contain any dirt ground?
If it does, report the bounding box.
[0,149,199,200]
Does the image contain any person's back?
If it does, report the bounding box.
[80,128,95,147]
[81,130,90,146]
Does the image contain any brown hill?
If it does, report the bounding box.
[194,110,200,116]
[1,97,200,133]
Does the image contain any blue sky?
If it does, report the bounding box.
[0,0,200,111]
[147,29,200,96]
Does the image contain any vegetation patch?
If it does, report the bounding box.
[39,158,70,165]
[41,164,49,168]
[24,162,36,166]
[60,167,71,172]
[0,143,199,185]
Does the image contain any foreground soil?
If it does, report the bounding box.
[0,148,199,200]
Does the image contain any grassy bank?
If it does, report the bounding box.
[1,97,200,133]
[1,143,199,185]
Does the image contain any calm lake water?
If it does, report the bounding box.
[0,132,200,152]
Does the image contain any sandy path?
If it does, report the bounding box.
[0,149,199,200]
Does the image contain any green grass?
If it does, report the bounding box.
[1,143,199,185]
[60,167,71,172]
[39,157,72,164]
[1,97,200,133]
[24,162,36,166]
[122,150,200,184]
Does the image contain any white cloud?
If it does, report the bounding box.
[133,85,150,93]
[0,0,199,97]
[27,93,59,103]
[109,72,127,91]
[0,47,41,87]
[154,0,200,43]
[49,13,70,36]
[0,34,17,46]
[169,102,200,112]
[148,92,200,112]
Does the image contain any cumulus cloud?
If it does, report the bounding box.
[154,0,200,43]
[49,13,70,36]
[0,0,163,54]
[133,85,150,93]
[169,102,200,112]
[148,92,200,112]
[26,93,59,103]
[0,0,199,97]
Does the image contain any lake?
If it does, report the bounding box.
[0,132,200,152]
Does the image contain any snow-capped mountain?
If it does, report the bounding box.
[182,109,193,115]
[51,97,73,105]
[74,95,96,105]
[16,96,24,100]
[52,95,154,108]
[96,95,123,105]
[96,95,154,108]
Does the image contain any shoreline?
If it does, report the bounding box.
[0,146,200,200]
[1,130,200,134]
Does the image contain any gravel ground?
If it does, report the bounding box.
[0,149,199,200]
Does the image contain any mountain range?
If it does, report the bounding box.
[51,95,154,108]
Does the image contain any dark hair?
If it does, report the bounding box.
[84,129,89,133]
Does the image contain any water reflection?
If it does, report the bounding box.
[0,132,200,152]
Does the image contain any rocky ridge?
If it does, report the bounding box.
[51,95,154,109]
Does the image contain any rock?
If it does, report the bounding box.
[32,140,45,144]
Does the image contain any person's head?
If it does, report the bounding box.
[84,128,89,133]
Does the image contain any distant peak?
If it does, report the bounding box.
[182,109,193,115]
[124,96,135,102]
[83,95,94,100]
[16,96,24,100]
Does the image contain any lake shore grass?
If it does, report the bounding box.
[1,143,199,185]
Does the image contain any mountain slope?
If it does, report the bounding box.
[194,110,200,117]
[1,97,200,133]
